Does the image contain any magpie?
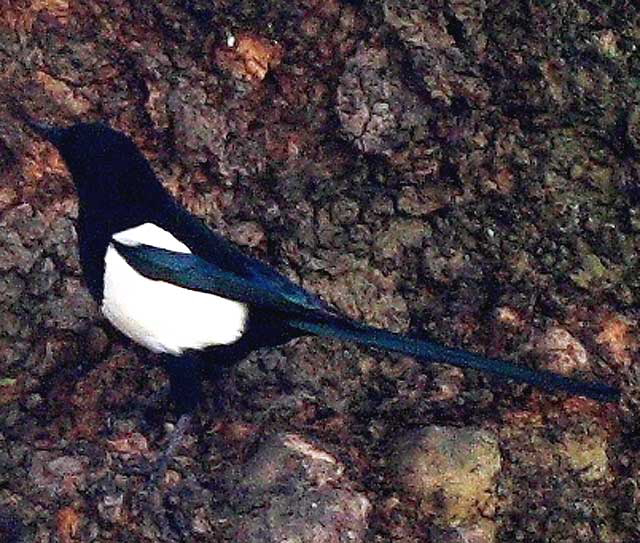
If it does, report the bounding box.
[24,119,618,447]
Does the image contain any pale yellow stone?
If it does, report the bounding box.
[395,426,501,524]
[562,433,609,482]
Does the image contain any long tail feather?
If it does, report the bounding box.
[288,318,619,403]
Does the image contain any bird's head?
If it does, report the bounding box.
[29,121,145,182]
[25,119,165,218]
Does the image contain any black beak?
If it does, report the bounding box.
[25,119,65,147]
[10,100,65,147]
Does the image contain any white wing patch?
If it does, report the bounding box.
[102,223,248,355]
[112,222,192,253]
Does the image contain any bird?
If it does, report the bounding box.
[23,118,619,467]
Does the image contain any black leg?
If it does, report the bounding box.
[150,352,204,488]
[152,412,193,489]
[163,352,203,415]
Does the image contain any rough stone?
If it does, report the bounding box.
[595,313,636,368]
[42,278,97,332]
[305,263,409,331]
[0,271,25,306]
[394,426,501,524]
[227,221,267,249]
[397,185,451,216]
[627,102,640,153]
[30,453,87,495]
[167,82,228,164]
[0,507,24,543]
[430,519,496,543]
[383,0,490,106]
[0,226,41,274]
[562,432,610,482]
[529,327,590,376]
[374,218,430,260]
[215,32,283,83]
[225,433,371,542]
[27,257,58,295]
[336,46,430,155]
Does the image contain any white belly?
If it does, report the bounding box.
[101,223,248,355]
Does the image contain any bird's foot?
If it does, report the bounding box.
[126,413,193,510]
[150,412,193,487]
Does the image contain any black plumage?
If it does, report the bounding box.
[25,120,619,418]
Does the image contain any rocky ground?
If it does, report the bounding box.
[0,1,639,541]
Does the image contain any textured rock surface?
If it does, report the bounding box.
[0,1,638,542]
[394,426,501,524]
[222,433,371,542]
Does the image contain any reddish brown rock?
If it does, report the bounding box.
[215,33,283,83]
[530,327,590,376]
[225,433,371,542]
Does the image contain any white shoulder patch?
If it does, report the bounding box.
[112,222,191,253]
[102,223,248,355]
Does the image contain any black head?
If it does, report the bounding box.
[27,120,168,223]
[33,122,149,186]
[39,121,133,161]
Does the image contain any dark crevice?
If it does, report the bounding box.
[439,159,462,187]
[443,8,466,50]
[177,0,215,30]
[383,32,435,107]
[0,137,17,174]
